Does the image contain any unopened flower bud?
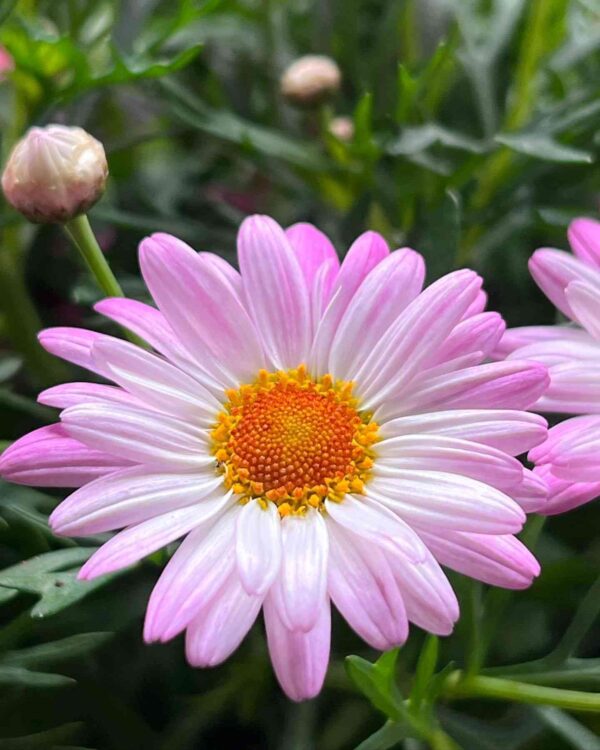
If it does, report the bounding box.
[280,55,341,107]
[2,125,108,223]
[329,116,354,142]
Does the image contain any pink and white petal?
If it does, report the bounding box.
[185,573,262,667]
[505,333,600,368]
[419,529,540,589]
[529,248,600,320]
[238,215,311,370]
[273,509,328,632]
[264,591,330,702]
[38,382,145,410]
[38,327,113,378]
[380,409,547,456]
[379,361,549,421]
[384,546,459,635]
[354,271,482,408]
[310,231,389,375]
[494,325,567,359]
[285,222,339,289]
[50,466,222,535]
[565,281,600,341]
[0,424,129,487]
[511,468,548,513]
[529,414,600,464]
[534,464,600,515]
[328,248,425,380]
[375,435,523,490]
[462,289,487,319]
[432,312,505,366]
[95,298,222,392]
[92,338,220,424]
[144,506,237,642]
[198,251,243,294]
[568,217,600,268]
[550,437,600,482]
[78,498,229,580]
[537,362,600,414]
[61,402,211,471]
[140,233,263,386]
[310,259,339,328]
[324,494,427,562]
[236,499,282,596]
[327,521,408,650]
[369,472,525,534]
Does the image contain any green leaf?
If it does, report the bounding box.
[0,548,115,618]
[388,124,486,156]
[1,632,112,668]
[0,665,74,688]
[345,649,404,721]
[495,133,593,163]
[535,706,600,750]
[0,0,17,25]
[410,635,439,710]
[0,356,21,383]
[355,720,412,750]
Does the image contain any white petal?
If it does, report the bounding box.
[236,499,282,596]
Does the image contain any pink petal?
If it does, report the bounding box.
[534,464,600,515]
[285,222,339,290]
[144,507,237,642]
[327,521,408,650]
[419,529,540,589]
[61,402,211,471]
[50,466,222,535]
[139,233,263,386]
[185,573,262,667]
[568,217,600,268]
[236,499,282,596]
[566,280,600,340]
[328,248,425,380]
[310,231,389,374]
[264,591,330,702]
[78,498,229,580]
[38,382,145,410]
[529,248,600,320]
[238,215,311,370]
[0,424,128,487]
[494,325,590,359]
[432,312,505,366]
[511,468,548,513]
[38,327,112,377]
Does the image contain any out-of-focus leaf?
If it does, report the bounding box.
[495,133,593,163]
[1,632,112,667]
[0,389,54,421]
[0,723,83,749]
[438,707,541,750]
[535,706,600,749]
[0,356,21,383]
[345,649,404,721]
[0,588,18,605]
[0,548,115,618]
[0,0,17,25]
[355,720,412,750]
[0,665,74,688]
[388,124,486,155]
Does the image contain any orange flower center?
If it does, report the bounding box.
[211,366,379,515]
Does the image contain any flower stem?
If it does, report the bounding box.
[63,214,124,298]
[444,671,600,713]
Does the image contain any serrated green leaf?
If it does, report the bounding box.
[1,632,112,667]
[495,133,593,163]
[0,665,74,688]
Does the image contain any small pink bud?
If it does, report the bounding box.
[2,125,108,223]
[0,46,14,82]
[280,55,341,106]
[329,116,354,142]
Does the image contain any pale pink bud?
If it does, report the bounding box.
[329,116,354,142]
[0,46,14,82]
[2,125,108,223]
[280,55,341,106]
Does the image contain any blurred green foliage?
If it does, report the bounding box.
[0,0,599,748]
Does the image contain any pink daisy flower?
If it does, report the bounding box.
[0,216,548,700]
[497,218,600,515]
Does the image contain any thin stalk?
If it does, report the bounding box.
[547,573,600,665]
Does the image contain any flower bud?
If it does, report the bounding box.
[280,55,341,107]
[2,125,108,223]
[329,116,354,142]
[0,46,14,82]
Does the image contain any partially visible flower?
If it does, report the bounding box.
[496,218,600,513]
[0,216,548,700]
[280,55,341,106]
[0,46,14,82]
[2,125,108,223]
[329,116,354,142]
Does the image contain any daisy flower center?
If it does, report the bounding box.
[211,365,379,515]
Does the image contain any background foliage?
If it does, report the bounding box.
[0,0,599,748]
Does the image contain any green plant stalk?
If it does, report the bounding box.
[63,214,144,347]
[444,671,600,713]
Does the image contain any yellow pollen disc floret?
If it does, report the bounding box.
[211,365,379,517]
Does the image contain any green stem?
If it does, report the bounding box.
[548,573,600,665]
[63,214,124,298]
[444,672,600,713]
